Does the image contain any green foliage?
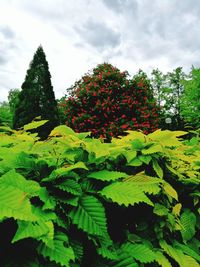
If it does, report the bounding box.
[60,63,159,140]
[0,101,12,127]
[13,46,59,138]
[180,67,200,129]
[151,67,186,130]
[0,123,199,266]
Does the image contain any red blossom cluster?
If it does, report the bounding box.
[60,63,160,140]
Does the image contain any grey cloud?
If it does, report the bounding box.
[0,26,15,39]
[102,0,138,14]
[0,55,7,65]
[75,19,121,51]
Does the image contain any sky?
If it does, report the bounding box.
[1,0,200,102]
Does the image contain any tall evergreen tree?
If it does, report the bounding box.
[13,46,59,137]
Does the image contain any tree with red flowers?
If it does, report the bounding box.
[60,63,160,140]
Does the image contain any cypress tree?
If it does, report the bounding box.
[13,46,59,137]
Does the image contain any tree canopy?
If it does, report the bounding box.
[13,46,59,137]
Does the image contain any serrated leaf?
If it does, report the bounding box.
[113,252,138,267]
[124,172,161,184]
[43,162,88,182]
[163,183,178,201]
[153,203,168,216]
[56,179,82,196]
[38,233,75,267]
[12,220,53,243]
[172,203,182,216]
[180,209,196,242]
[23,120,48,131]
[123,150,137,163]
[131,139,145,150]
[155,251,172,267]
[142,144,163,155]
[49,125,76,137]
[159,240,185,266]
[0,170,40,196]
[147,130,187,147]
[122,242,157,263]
[127,158,143,167]
[70,240,83,261]
[0,184,37,221]
[138,155,152,164]
[174,241,200,262]
[152,158,163,178]
[87,170,129,181]
[97,245,118,260]
[69,195,108,237]
[100,182,154,207]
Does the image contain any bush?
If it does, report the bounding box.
[60,63,160,140]
[0,122,199,266]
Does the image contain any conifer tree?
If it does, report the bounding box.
[13,46,59,137]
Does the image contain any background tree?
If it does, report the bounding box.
[60,63,160,140]
[180,67,200,129]
[13,46,59,137]
[8,89,20,114]
[151,68,186,130]
[0,101,12,127]
[166,67,186,129]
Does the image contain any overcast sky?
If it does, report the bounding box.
[1,0,200,102]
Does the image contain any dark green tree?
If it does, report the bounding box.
[13,46,59,137]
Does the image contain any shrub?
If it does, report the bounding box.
[0,122,199,266]
[60,63,160,140]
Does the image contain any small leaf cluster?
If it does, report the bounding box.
[0,122,199,266]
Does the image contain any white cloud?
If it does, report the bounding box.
[0,0,200,102]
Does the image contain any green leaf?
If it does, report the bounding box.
[131,139,144,150]
[124,172,161,184]
[172,203,182,217]
[163,183,178,201]
[123,150,137,163]
[155,251,172,267]
[43,162,88,182]
[87,170,129,181]
[180,209,196,242]
[152,158,163,178]
[138,155,152,164]
[49,125,76,136]
[97,245,118,260]
[147,130,187,147]
[100,182,154,207]
[153,203,168,216]
[159,240,199,267]
[12,220,53,243]
[113,252,138,267]
[122,242,157,263]
[23,120,48,131]
[142,144,163,155]
[69,195,108,237]
[0,170,40,196]
[127,158,143,167]
[70,240,83,262]
[38,232,75,267]
[56,179,82,196]
[174,241,200,262]
[159,240,184,266]
[0,184,37,221]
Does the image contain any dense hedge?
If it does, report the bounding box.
[0,121,199,266]
[60,63,160,140]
